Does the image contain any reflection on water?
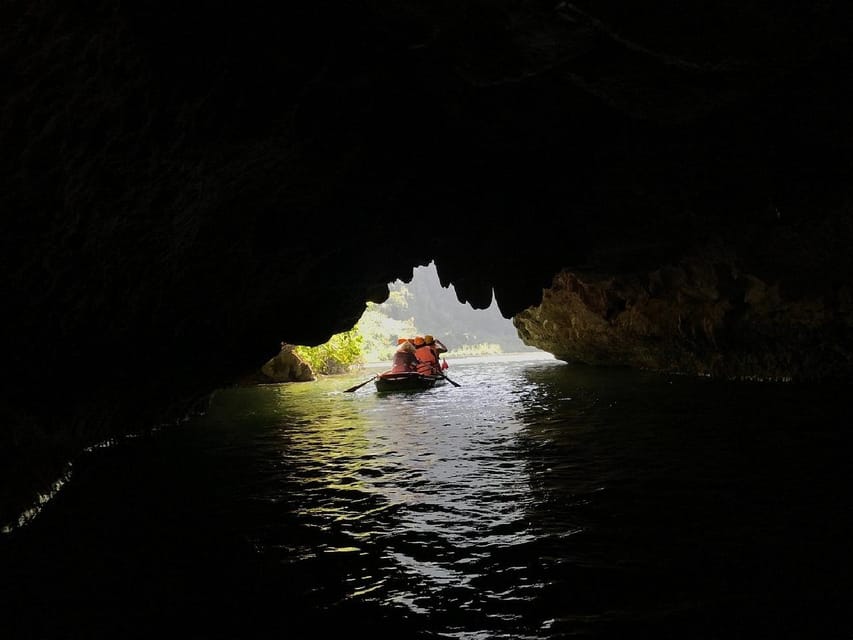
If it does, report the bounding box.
[2,355,852,639]
[238,361,546,635]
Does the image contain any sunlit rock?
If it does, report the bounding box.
[516,241,853,382]
[258,344,316,383]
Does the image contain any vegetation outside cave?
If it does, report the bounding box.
[293,262,540,375]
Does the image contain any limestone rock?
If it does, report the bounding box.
[258,344,316,383]
[515,242,853,382]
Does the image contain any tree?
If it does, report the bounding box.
[293,329,364,375]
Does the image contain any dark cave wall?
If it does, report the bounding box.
[3,1,853,524]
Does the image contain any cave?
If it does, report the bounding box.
[3,1,853,533]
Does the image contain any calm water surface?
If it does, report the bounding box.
[2,354,851,639]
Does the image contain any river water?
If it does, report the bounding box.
[2,354,851,639]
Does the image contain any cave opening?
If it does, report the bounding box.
[351,260,542,362]
[256,260,547,385]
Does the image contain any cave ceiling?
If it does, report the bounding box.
[2,3,853,513]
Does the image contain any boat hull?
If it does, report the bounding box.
[374,372,444,393]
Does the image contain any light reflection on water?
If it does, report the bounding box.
[2,354,852,640]
[244,359,549,629]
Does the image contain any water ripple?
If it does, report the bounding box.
[10,355,844,640]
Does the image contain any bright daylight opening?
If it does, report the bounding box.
[359,261,543,364]
[284,261,548,380]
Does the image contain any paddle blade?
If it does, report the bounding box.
[344,376,375,393]
[440,373,461,387]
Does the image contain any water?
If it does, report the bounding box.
[2,354,851,639]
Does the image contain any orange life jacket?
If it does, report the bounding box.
[414,344,436,364]
[414,344,440,375]
[415,362,432,375]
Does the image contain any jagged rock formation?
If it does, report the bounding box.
[516,236,853,381]
[2,2,853,524]
[258,345,316,384]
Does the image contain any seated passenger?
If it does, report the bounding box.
[414,334,446,375]
[390,340,418,373]
[424,334,447,360]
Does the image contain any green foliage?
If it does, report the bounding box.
[384,287,412,313]
[287,263,537,376]
[291,309,510,376]
[357,302,418,362]
[290,304,416,375]
[293,329,364,375]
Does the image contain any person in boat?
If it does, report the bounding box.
[424,334,447,365]
[413,335,447,376]
[389,339,418,373]
[412,336,429,374]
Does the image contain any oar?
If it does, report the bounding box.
[439,372,461,387]
[343,375,377,393]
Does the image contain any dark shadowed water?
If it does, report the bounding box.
[2,354,852,639]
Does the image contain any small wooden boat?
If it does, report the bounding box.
[374,371,446,393]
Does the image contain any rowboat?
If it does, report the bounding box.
[374,371,446,393]
[343,368,458,394]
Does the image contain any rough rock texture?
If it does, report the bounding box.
[258,346,316,384]
[516,232,853,381]
[2,2,853,524]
